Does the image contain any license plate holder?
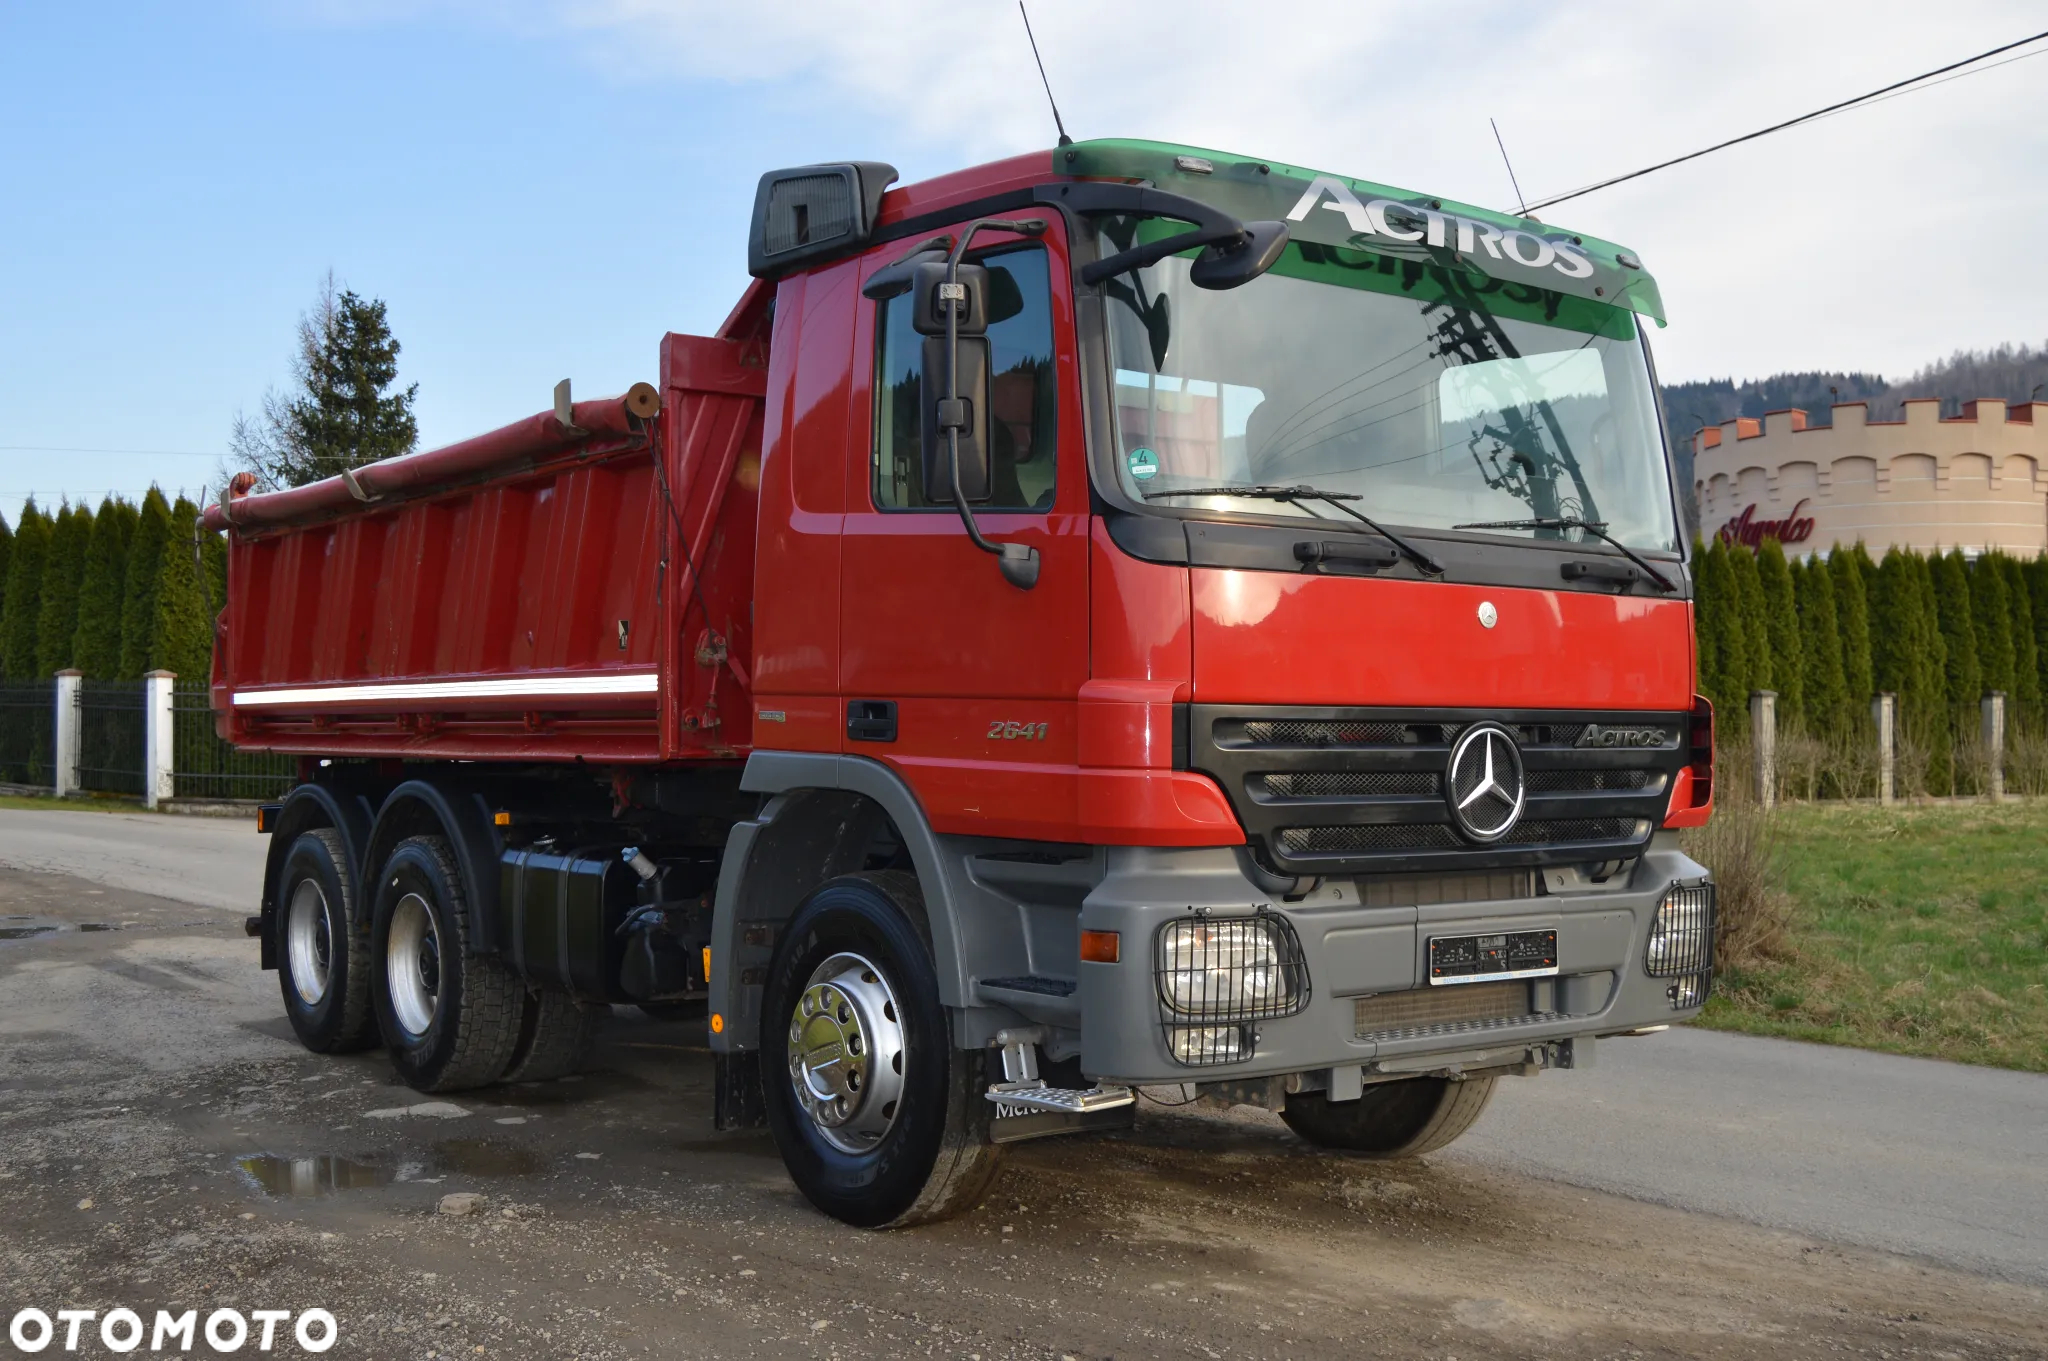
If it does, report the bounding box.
[1428,929,1558,985]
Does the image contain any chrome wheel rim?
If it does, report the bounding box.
[385,892,440,1039]
[786,952,907,1154]
[285,878,332,1007]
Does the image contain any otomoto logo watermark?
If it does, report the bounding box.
[7,1308,336,1354]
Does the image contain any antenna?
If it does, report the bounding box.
[1490,117,1528,217]
[1019,2,1072,148]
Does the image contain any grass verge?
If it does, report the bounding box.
[1691,799,2048,1073]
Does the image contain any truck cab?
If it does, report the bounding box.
[216,138,1714,1230]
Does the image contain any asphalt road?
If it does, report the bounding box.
[3,805,2044,1292]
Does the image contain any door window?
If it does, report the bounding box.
[872,246,1057,510]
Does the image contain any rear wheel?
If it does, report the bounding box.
[760,873,1002,1228]
[276,829,376,1053]
[1281,1075,1497,1158]
[370,835,522,1093]
[502,987,605,1083]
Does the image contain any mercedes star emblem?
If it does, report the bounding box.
[1445,722,1526,843]
[1477,601,1498,629]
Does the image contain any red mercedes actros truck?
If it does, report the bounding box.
[208,139,1716,1229]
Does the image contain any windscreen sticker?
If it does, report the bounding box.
[1126,447,1160,481]
[1286,176,1594,282]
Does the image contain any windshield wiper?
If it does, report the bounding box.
[1453,517,1677,593]
[1146,484,1445,577]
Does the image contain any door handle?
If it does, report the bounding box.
[847,700,898,743]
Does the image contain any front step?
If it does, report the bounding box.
[983,1027,1137,1143]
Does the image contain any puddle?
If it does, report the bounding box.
[237,1155,395,1197]
[431,1139,545,1178]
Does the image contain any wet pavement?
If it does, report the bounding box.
[2,859,2045,1359]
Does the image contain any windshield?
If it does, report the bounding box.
[1102,234,1679,552]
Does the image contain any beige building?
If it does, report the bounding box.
[1693,399,2048,556]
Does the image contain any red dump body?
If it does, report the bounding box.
[205,315,771,765]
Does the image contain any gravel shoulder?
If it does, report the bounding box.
[2,867,2044,1360]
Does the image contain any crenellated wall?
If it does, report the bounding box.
[1693,399,2048,555]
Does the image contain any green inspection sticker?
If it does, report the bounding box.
[1127,448,1159,481]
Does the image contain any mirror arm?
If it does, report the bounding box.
[938,216,1046,590]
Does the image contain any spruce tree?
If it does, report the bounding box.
[1830,544,1874,713]
[1999,555,2041,728]
[153,497,213,684]
[1729,545,1772,700]
[1969,552,2016,700]
[1797,556,1849,738]
[72,498,134,678]
[2027,556,2048,717]
[34,503,92,676]
[0,501,51,679]
[1756,540,1804,730]
[118,489,173,680]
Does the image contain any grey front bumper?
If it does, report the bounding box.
[1076,840,1710,1086]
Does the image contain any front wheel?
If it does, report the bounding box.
[760,873,1003,1228]
[1281,1075,1497,1158]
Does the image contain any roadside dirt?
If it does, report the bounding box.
[2,868,2042,1360]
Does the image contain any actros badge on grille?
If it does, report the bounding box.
[1445,722,1526,843]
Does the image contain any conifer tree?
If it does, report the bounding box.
[1998,555,2040,728]
[118,489,173,680]
[1729,545,1772,699]
[2027,556,2048,715]
[34,503,92,676]
[1696,539,1747,735]
[1931,549,1980,721]
[154,497,213,683]
[1830,544,1874,712]
[0,512,13,626]
[1756,539,1804,729]
[1796,555,1849,738]
[72,498,134,678]
[1915,552,1955,792]
[1970,552,2016,700]
[0,501,51,679]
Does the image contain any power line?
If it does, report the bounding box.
[0,445,223,457]
[1525,28,2048,212]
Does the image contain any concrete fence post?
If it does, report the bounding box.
[1982,691,2006,801]
[143,671,176,810]
[1873,692,1896,807]
[1750,690,1777,810]
[53,670,81,797]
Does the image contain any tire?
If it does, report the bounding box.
[502,987,605,1083]
[275,828,378,1054]
[760,871,1003,1229]
[1281,1075,1497,1158]
[369,835,523,1093]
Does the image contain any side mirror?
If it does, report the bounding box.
[911,262,990,336]
[920,335,991,501]
[1188,220,1290,290]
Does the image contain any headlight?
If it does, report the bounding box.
[1156,916,1305,1020]
[1646,882,1715,979]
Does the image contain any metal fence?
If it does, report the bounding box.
[172,682,294,801]
[0,681,55,786]
[77,680,144,796]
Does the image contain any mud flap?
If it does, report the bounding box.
[715,1050,766,1130]
[988,1103,1136,1144]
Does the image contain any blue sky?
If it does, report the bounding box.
[4,1,2044,527]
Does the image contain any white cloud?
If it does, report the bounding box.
[500,0,2048,385]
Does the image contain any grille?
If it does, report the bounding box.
[1526,768,1655,793]
[1195,705,1688,875]
[1354,979,1530,1036]
[1240,719,1408,746]
[1261,771,1439,798]
[1359,1012,1568,1044]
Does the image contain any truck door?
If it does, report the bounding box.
[840,219,1090,841]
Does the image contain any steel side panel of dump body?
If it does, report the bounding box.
[210,334,766,763]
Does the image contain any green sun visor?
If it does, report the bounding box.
[1056,139,1664,326]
